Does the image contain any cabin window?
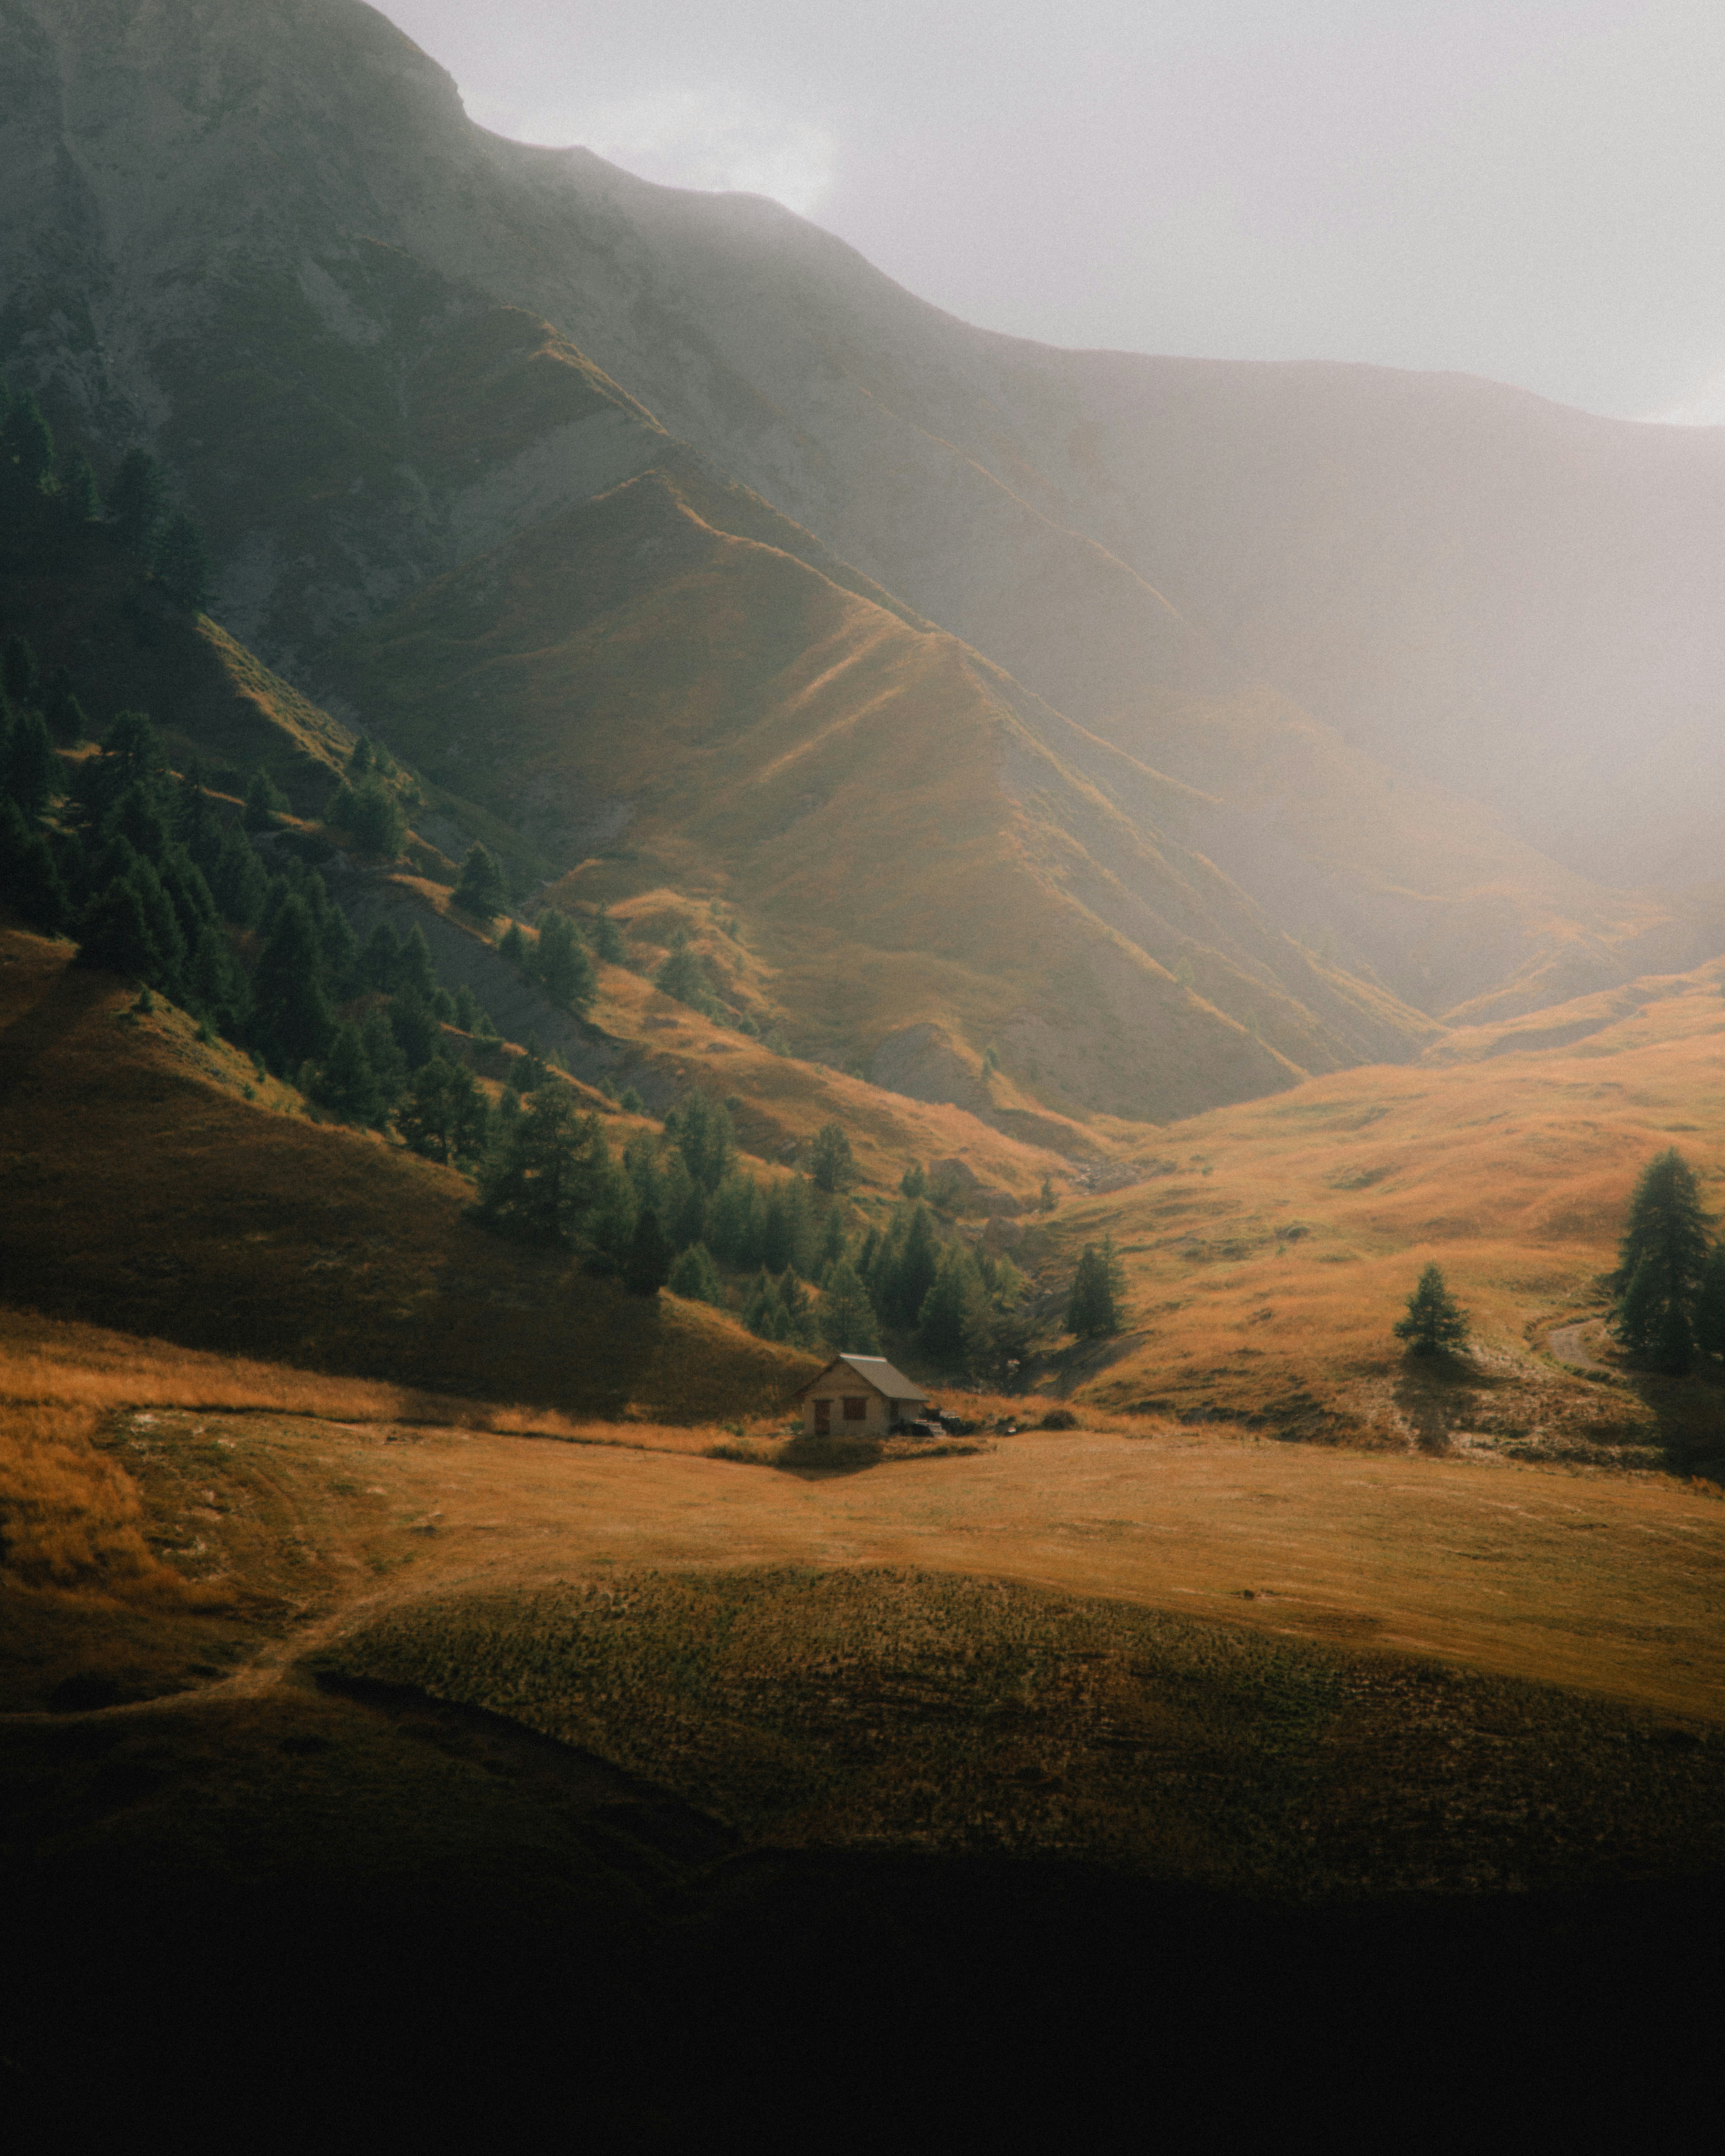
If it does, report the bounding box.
[814,1397,832,1433]
[842,1396,868,1422]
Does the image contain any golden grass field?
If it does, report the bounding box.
[5,1303,1720,1894]
[1047,957,1725,1477]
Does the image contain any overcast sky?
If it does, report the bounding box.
[373,0,1725,423]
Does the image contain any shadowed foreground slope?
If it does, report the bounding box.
[0,925,804,1417]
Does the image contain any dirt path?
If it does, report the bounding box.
[1546,1321,1616,1375]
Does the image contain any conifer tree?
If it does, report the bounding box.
[345,778,405,858]
[707,1170,765,1270]
[453,984,480,1032]
[130,858,187,999]
[1067,1236,1126,1339]
[819,1258,881,1355]
[310,1022,384,1127]
[396,922,436,1000]
[75,878,158,982]
[361,1007,407,1108]
[452,843,505,918]
[744,1269,787,1340]
[207,827,267,927]
[917,1247,989,1372]
[534,909,596,1012]
[652,928,710,1010]
[347,735,375,779]
[2,707,56,819]
[499,920,528,969]
[107,448,166,546]
[668,1242,723,1305]
[809,1122,857,1195]
[592,904,626,964]
[900,1162,928,1200]
[1609,1148,1711,1369]
[2,633,39,707]
[478,1089,601,1245]
[881,1203,939,1331]
[251,893,333,1070]
[624,1206,675,1296]
[0,800,69,932]
[1693,1242,1725,1361]
[389,984,441,1072]
[150,510,213,611]
[777,1267,817,1346]
[1392,1263,1470,1357]
[395,1055,488,1164]
[243,769,286,832]
[675,1092,736,1194]
[360,921,401,993]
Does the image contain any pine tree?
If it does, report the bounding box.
[624,1207,675,1296]
[1067,1237,1125,1339]
[453,985,480,1032]
[882,1204,939,1331]
[668,1242,723,1305]
[309,1022,384,1127]
[244,770,287,833]
[452,843,505,918]
[107,449,165,546]
[674,1092,736,1195]
[395,1055,488,1164]
[150,510,213,611]
[819,1259,881,1354]
[130,859,187,999]
[653,929,710,1010]
[534,910,596,1012]
[396,923,437,1000]
[478,1090,602,1245]
[809,1122,857,1194]
[0,800,69,932]
[1609,1148,1711,1364]
[346,779,406,858]
[389,984,441,1072]
[208,827,267,927]
[347,735,375,780]
[361,1008,407,1108]
[1392,1263,1470,1357]
[499,921,528,969]
[1038,1175,1057,1214]
[75,878,158,982]
[707,1170,765,1270]
[1693,1242,1725,1361]
[743,1269,787,1340]
[2,708,57,819]
[917,1247,988,1372]
[2,633,39,707]
[592,905,626,964]
[251,893,334,1070]
[900,1162,928,1200]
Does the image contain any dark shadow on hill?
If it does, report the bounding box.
[1623,1363,1725,1482]
[1392,1353,1522,1454]
[3,1679,1718,2145]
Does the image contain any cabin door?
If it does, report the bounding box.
[814,1396,832,1434]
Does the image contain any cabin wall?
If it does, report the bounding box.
[802,1384,894,1437]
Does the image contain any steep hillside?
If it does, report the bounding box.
[0,923,807,1417]
[4,0,1719,1075]
[330,462,1435,1117]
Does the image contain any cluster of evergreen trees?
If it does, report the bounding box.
[1,376,212,606]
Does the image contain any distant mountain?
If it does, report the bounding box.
[5,0,1722,1114]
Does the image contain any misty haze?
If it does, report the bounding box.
[1,1,1720,2143]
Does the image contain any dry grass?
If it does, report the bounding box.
[328,463,1426,1122]
[1037,959,1725,1473]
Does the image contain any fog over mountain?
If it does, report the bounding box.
[5,0,1725,1119]
[377,0,1725,425]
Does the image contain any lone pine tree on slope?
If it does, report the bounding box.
[1609,1146,1711,1374]
[1066,1236,1126,1339]
[1393,1263,1470,1356]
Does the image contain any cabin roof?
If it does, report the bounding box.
[792,1353,926,1401]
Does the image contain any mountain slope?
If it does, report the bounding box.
[5,0,1721,1089]
[330,461,1435,1118]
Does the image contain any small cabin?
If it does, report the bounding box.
[793,1354,928,1438]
